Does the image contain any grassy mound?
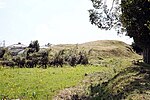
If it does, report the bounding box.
[52,40,144,99]
[0,40,143,100]
[52,40,140,64]
[52,40,135,57]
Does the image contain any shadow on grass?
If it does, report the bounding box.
[70,63,150,100]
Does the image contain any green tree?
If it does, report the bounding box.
[28,40,40,52]
[131,42,143,54]
[89,0,150,64]
[0,48,5,58]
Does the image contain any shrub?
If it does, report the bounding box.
[0,48,5,58]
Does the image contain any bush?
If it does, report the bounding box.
[28,40,40,52]
[0,48,5,58]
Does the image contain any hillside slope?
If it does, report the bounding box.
[53,40,149,100]
[54,63,150,100]
[51,40,140,64]
[52,40,137,57]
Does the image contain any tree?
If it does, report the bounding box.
[131,42,143,54]
[89,0,150,64]
[0,48,5,58]
[28,40,40,52]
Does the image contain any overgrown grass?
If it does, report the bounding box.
[89,64,150,100]
[0,65,108,100]
[0,40,142,100]
[54,59,150,100]
[52,58,134,100]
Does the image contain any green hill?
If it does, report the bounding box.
[53,40,150,100]
[52,40,140,64]
[0,40,145,100]
[52,40,137,57]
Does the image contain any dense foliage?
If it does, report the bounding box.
[131,42,143,54]
[28,40,40,52]
[121,0,150,47]
[0,45,89,68]
[89,0,150,63]
[0,48,5,58]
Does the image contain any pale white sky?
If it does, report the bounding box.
[0,0,133,46]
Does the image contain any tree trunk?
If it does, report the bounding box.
[143,48,150,64]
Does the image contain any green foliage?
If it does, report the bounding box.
[89,0,150,42]
[2,48,12,60]
[89,0,122,32]
[121,0,150,64]
[121,0,150,48]
[131,42,143,54]
[89,0,150,48]
[0,40,139,68]
[89,0,150,64]
[0,48,5,58]
[28,40,40,52]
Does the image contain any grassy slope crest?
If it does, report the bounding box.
[53,40,150,100]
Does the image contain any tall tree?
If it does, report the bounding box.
[28,40,40,52]
[89,0,150,64]
[0,48,5,58]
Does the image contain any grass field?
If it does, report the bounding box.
[0,65,110,100]
[0,40,143,100]
[0,57,133,100]
[54,59,150,100]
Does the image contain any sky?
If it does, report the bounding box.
[0,0,133,46]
